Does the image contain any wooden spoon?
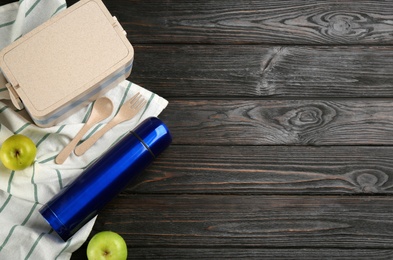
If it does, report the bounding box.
[55,97,114,164]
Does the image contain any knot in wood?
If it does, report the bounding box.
[346,169,388,193]
[325,13,368,38]
[276,106,324,131]
[331,19,351,34]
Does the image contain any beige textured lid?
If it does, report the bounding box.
[0,0,133,117]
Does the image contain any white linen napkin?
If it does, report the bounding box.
[0,1,168,259]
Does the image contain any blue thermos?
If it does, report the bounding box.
[39,117,172,241]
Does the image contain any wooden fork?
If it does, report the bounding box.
[74,92,147,156]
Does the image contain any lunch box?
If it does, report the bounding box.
[0,0,134,127]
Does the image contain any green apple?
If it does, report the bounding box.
[87,231,127,260]
[0,134,37,171]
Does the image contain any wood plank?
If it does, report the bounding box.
[72,246,393,259]
[0,1,13,5]
[90,195,393,249]
[128,145,393,195]
[131,45,393,98]
[112,248,393,259]
[159,99,393,145]
[101,0,393,45]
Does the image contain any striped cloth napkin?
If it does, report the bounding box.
[0,1,168,259]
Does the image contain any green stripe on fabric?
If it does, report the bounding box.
[24,232,45,260]
[82,158,95,170]
[7,171,14,193]
[0,202,39,252]
[31,164,38,202]
[81,123,103,141]
[0,88,8,92]
[82,102,94,123]
[23,203,38,225]
[0,20,15,29]
[0,194,12,213]
[38,155,55,164]
[0,225,17,252]
[108,131,128,151]
[55,239,72,260]
[37,125,66,163]
[25,0,42,17]
[14,34,22,41]
[55,169,63,189]
[138,93,155,121]
[56,125,66,133]
[38,125,67,165]
[115,82,132,115]
[36,133,50,147]
[0,106,8,113]
[51,3,66,17]
[15,123,30,134]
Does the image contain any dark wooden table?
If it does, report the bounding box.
[5,0,393,258]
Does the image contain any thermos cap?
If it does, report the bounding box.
[132,117,172,158]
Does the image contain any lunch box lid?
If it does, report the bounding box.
[0,0,134,118]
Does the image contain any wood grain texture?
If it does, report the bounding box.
[90,195,393,249]
[101,0,393,45]
[160,99,393,145]
[22,1,393,259]
[106,248,393,260]
[71,239,393,259]
[131,45,393,98]
[129,145,393,195]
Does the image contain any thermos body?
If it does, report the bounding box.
[40,117,172,241]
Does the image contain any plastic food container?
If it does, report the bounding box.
[0,0,134,127]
